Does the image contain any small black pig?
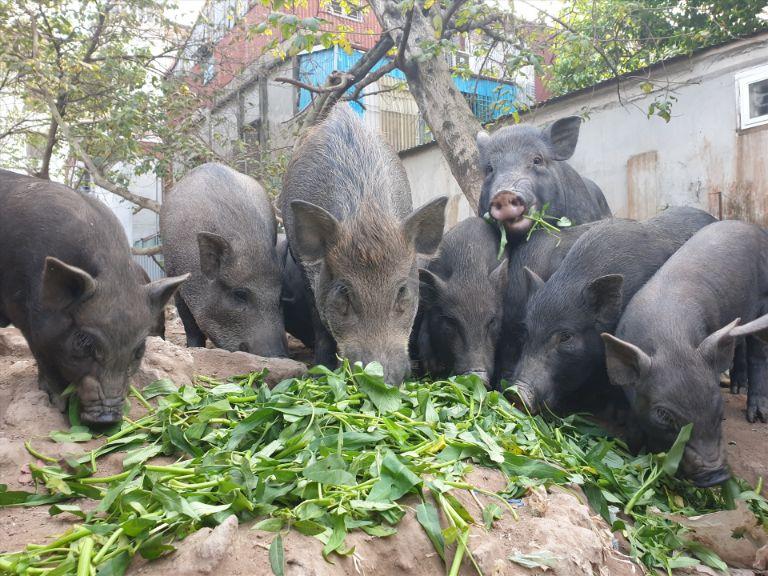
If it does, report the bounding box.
[495,220,604,384]
[0,170,187,424]
[513,207,716,413]
[603,220,768,487]
[416,217,507,386]
[161,163,287,357]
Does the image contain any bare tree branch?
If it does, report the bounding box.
[131,245,163,256]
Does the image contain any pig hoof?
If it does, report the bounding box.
[730,378,747,395]
[746,397,767,423]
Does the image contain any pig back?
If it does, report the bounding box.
[0,169,138,332]
[280,106,413,259]
[160,163,277,306]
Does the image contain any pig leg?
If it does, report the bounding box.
[36,361,68,412]
[175,293,206,348]
[730,340,748,395]
[746,336,768,423]
[0,312,8,327]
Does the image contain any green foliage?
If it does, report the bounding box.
[1,364,767,574]
[549,0,768,98]
[0,0,212,184]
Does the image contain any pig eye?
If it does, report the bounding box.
[72,331,96,359]
[558,331,573,345]
[485,163,493,175]
[486,318,499,333]
[652,407,676,430]
[231,288,249,304]
[533,155,544,166]
[332,285,352,316]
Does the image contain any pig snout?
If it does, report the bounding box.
[680,443,730,487]
[510,380,538,413]
[238,334,288,358]
[77,375,126,425]
[489,188,535,234]
[343,343,410,386]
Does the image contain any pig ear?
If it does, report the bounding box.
[146,274,189,313]
[403,196,448,255]
[490,258,509,292]
[544,116,582,161]
[730,313,768,343]
[698,318,741,374]
[41,256,96,310]
[601,333,651,388]
[584,274,623,328]
[419,268,446,305]
[290,200,340,264]
[523,266,544,295]
[197,232,234,279]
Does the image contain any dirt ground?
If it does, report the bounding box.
[0,321,766,575]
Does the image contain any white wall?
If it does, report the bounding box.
[400,33,768,224]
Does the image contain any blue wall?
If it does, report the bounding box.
[297,47,517,123]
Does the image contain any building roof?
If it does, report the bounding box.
[398,29,768,157]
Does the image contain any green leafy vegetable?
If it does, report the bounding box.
[0,365,763,576]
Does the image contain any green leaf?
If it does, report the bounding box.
[662,423,692,477]
[49,503,86,518]
[293,519,327,536]
[269,534,285,576]
[355,370,402,414]
[142,379,177,399]
[50,426,93,443]
[95,550,130,576]
[254,518,284,532]
[322,514,347,558]
[122,444,163,468]
[416,501,445,561]
[303,454,356,486]
[482,503,502,530]
[509,551,559,569]
[367,452,422,502]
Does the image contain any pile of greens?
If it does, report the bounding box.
[0,362,766,575]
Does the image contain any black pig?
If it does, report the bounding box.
[161,163,287,357]
[513,207,716,413]
[0,170,186,424]
[477,117,611,246]
[603,220,768,486]
[416,217,507,386]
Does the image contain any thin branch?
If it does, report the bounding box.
[441,0,470,34]
[40,90,161,213]
[131,245,163,256]
[348,60,398,101]
[274,76,342,93]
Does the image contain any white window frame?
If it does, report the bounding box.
[326,0,364,22]
[736,63,768,130]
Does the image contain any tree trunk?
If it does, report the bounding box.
[368,0,483,211]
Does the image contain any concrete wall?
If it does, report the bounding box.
[400,33,768,225]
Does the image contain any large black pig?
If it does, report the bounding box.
[0,170,187,424]
[161,163,287,357]
[416,217,507,386]
[602,220,768,486]
[477,117,611,246]
[512,207,716,413]
[281,106,447,385]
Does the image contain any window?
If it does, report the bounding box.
[202,53,216,85]
[736,64,768,130]
[326,0,364,22]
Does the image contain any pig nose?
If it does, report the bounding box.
[509,380,538,413]
[490,191,526,222]
[689,466,731,488]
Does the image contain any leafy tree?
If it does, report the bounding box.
[0,0,212,216]
[547,0,768,98]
